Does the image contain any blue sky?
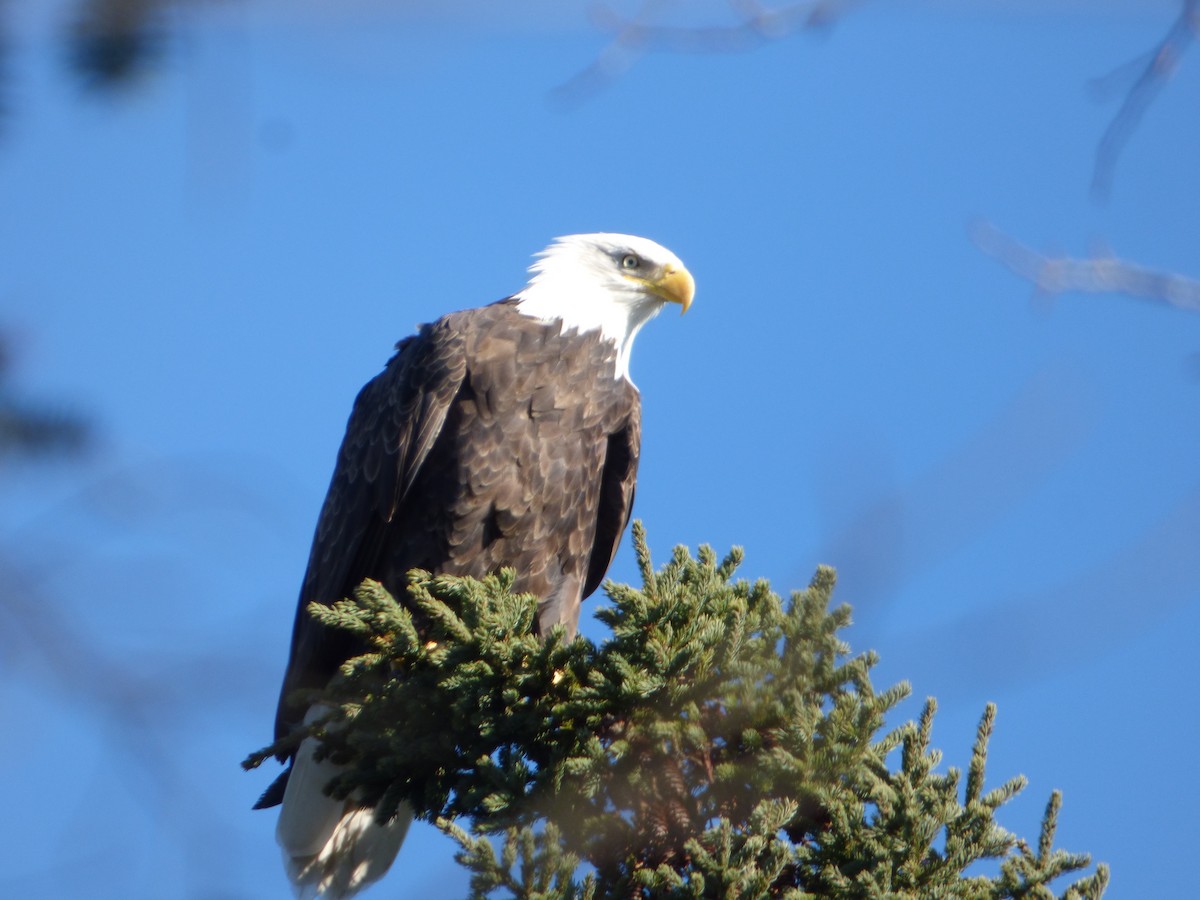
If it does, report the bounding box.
[1,2,1197,897]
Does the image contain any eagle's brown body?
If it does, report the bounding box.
[273,298,641,746]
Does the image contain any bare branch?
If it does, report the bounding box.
[1090,0,1199,198]
[552,0,869,105]
[969,219,1200,312]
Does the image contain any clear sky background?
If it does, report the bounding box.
[1,1,1197,897]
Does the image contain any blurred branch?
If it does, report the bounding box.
[0,399,89,457]
[0,332,89,458]
[816,363,1097,621]
[1090,0,1199,198]
[0,539,274,896]
[0,452,289,895]
[553,0,868,104]
[68,0,169,89]
[970,219,1200,312]
[892,484,1200,700]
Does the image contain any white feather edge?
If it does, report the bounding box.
[276,706,414,900]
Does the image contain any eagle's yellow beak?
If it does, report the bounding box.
[646,263,695,314]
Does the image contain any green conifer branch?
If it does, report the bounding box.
[243,524,1107,897]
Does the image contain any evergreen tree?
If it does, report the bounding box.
[245,523,1108,899]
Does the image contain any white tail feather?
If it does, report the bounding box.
[277,715,413,899]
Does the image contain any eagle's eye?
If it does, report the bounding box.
[621,253,641,270]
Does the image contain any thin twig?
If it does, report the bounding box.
[1090,0,1199,198]
[552,0,868,105]
[970,220,1200,312]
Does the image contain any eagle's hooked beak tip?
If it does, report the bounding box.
[658,263,695,315]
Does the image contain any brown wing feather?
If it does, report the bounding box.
[270,303,642,755]
[272,319,466,743]
[584,389,641,600]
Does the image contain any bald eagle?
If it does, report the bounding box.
[256,233,694,899]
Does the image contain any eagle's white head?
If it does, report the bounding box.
[513,233,695,381]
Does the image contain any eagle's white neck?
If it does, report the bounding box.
[512,246,664,383]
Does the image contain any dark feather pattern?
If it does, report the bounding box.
[270,299,641,756]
